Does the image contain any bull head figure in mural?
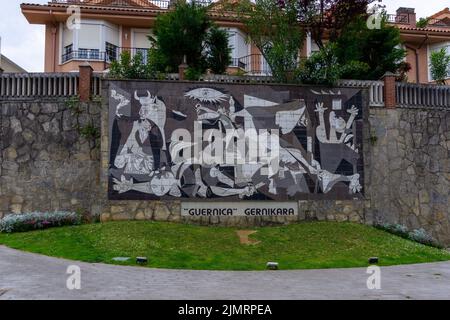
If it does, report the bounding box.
[134,91,167,151]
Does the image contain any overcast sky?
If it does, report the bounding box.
[0,0,449,72]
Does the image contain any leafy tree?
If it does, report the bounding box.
[206,26,232,74]
[299,9,409,84]
[430,48,450,85]
[150,2,211,73]
[416,17,430,28]
[333,15,409,80]
[298,0,377,49]
[150,2,232,76]
[237,0,305,82]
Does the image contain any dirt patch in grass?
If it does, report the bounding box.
[236,230,261,245]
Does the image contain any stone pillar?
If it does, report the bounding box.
[382,72,396,109]
[79,62,93,102]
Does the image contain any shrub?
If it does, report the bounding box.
[375,223,442,248]
[109,51,152,79]
[298,44,369,86]
[430,48,450,85]
[0,211,82,233]
[377,223,409,238]
[409,228,441,248]
[339,60,371,81]
[184,66,203,81]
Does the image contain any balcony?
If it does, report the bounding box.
[50,0,214,10]
[62,47,150,64]
[237,54,272,76]
[61,47,272,76]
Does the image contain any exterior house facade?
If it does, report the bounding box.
[0,54,27,73]
[391,7,450,84]
[20,1,450,83]
[21,0,264,74]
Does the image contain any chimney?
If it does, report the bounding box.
[396,7,416,27]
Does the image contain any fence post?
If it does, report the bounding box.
[79,62,93,102]
[382,72,396,109]
[178,55,188,81]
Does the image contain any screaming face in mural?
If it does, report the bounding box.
[108,83,364,200]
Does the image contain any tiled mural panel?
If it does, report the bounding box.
[107,82,364,201]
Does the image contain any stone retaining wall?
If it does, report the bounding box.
[1,91,449,245]
[0,99,101,218]
[365,108,450,244]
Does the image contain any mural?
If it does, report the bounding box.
[108,82,364,201]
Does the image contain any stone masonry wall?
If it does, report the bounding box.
[1,93,449,245]
[0,99,101,219]
[366,108,450,244]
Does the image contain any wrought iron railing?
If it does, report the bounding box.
[61,48,272,76]
[62,47,150,64]
[238,54,272,76]
[229,58,246,70]
[50,0,213,10]
[386,14,410,24]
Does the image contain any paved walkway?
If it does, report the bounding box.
[0,245,449,300]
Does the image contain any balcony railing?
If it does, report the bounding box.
[51,0,214,10]
[62,48,272,76]
[229,58,246,70]
[62,47,150,64]
[386,14,410,25]
[238,54,272,76]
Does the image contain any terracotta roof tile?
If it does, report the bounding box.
[429,7,450,20]
[397,25,450,34]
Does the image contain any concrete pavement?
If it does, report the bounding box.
[0,245,449,300]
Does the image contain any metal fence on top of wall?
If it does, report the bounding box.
[0,73,105,99]
[0,73,80,98]
[396,82,450,108]
[1,72,450,109]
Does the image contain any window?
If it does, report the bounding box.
[60,20,120,64]
[106,42,118,62]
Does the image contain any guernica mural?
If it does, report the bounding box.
[108,82,364,201]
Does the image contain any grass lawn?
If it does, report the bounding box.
[0,221,449,271]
